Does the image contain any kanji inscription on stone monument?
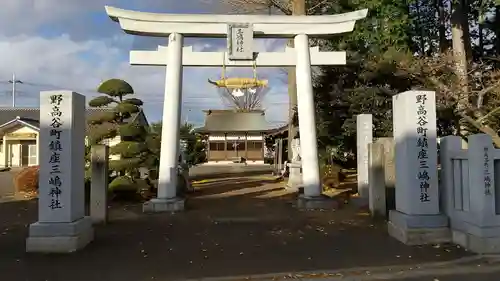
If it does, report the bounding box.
[48,94,64,210]
[415,93,431,202]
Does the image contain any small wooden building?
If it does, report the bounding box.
[196,110,283,164]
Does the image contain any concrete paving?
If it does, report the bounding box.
[0,176,488,281]
[192,255,500,281]
[394,272,500,281]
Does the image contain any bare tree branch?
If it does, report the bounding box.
[458,112,500,147]
[216,0,291,15]
[475,80,500,109]
[307,0,328,14]
[477,106,500,123]
[396,51,500,146]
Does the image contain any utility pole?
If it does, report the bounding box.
[8,73,23,107]
[287,0,306,161]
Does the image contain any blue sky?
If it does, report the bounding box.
[0,0,289,127]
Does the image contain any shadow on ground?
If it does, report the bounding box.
[0,176,470,281]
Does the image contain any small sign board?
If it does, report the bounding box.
[227,23,254,60]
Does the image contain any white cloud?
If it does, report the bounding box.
[0,0,113,36]
[0,34,164,115]
[0,1,290,126]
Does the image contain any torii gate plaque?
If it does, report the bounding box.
[105,6,368,212]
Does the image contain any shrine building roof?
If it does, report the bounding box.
[195,109,282,133]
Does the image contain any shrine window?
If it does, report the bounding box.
[248,141,263,150]
[209,142,225,151]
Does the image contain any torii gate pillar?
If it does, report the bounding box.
[152,33,184,210]
[105,6,368,212]
[294,34,321,197]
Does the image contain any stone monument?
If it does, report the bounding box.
[376,137,395,190]
[388,91,449,245]
[178,139,192,193]
[368,142,386,217]
[286,138,302,189]
[376,137,396,210]
[26,91,93,253]
[356,114,373,201]
[441,134,500,253]
[90,145,109,224]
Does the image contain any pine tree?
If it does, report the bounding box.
[150,122,206,167]
[180,123,207,166]
[87,78,151,192]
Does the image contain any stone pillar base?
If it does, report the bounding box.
[143,197,185,213]
[387,210,450,245]
[452,229,500,254]
[286,162,302,190]
[450,220,500,254]
[296,194,339,210]
[26,216,94,253]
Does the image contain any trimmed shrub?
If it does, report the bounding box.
[109,176,137,192]
[14,166,40,194]
[321,164,346,190]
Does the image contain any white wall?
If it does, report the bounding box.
[0,125,38,167]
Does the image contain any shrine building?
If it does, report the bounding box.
[195,109,285,164]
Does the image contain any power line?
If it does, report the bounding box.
[20,81,97,93]
[0,75,101,108]
[0,90,27,96]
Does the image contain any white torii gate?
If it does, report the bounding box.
[105,6,368,212]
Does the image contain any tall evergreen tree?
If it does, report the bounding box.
[312,0,413,166]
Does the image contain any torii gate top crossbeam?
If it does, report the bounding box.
[105,6,368,38]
